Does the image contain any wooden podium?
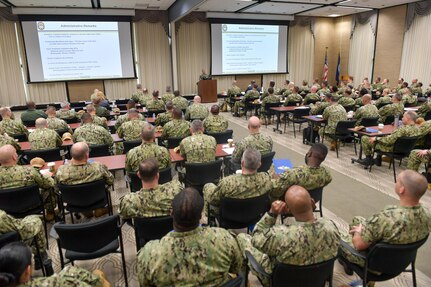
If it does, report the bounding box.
[198,80,217,103]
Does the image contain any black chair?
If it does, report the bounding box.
[246,251,336,287]
[285,100,302,107]
[285,107,310,137]
[23,148,62,162]
[206,129,233,144]
[70,102,86,109]
[115,99,130,105]
[370,136,418,182]
[53,215,128,287]
[185,159,223,194]
[0,231,20,249]
[361,117,379,127]
[64,117,80,124]
[244,98,258,120]
[57,180,112,223]
[216,193,270,232]
[129,167,172,192]
[376,102,391,109]
[262,102,282,127]
[343,105,355,112]
[11,133,27,142]
[22,120,36,127]
[123,140,141,154]
[165,137,185,149]
[258,151,275,173]
[55,128,70,137]
[339,236,429,287]
[425,111,431,121]
[383,115,397,125]
[220,274,243,287]
[133,216,173,251]
[89,144,110,157]
[309,187,324,217]
[326,120,357,158]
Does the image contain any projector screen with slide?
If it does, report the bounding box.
[21,20,135,82]
[211,23,288,75]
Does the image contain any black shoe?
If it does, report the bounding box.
[357,157,373,167]
[338,258,353,276]
[374,155,382,166]
[43,258,54,276]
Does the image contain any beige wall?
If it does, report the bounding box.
[373,5,407,86]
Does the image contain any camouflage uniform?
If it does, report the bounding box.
[119,180,183,218]
[203,172,272,215]
[412,86,423,95]
[227,86,242,109]
[131,91,144,104]
[116,119,146,141]
[303,93,320,105]
[416,120,431,146]
[0,133,21,151]
[55,161,114,186]
[90,115,108,129]
[0,119,28,136]
[320,104,347,135]
[46,117,71,133]
[338,97,355,108]
[73,123,113,149]
[172,96,189,110]
[95,105,110,119]
[417,102,431,118]
[407,149,431,171]
[185,103,210,120]
[203,114,229,133]
[0,209,46,255]
[361,124,419,156]
[125,142,170,172]
[310,102,330,115]
[56,109,77,120]
[161,119,191,139]
[28,128,62,150]
[161,93,175,104]
[137,226,243,287]
[271,166,332,200]
[318,87,330,95]
[260,94,280,115]
[231,133,273,166]
[340,205,431,267]
[155,111,173,127]
[237,214,340,285]
[378,102,404,123]
[283,93,302,106]
[402,94,418,106]
[233,90,259,115]
[146,99,165,111]
[0,165,55,212]
[354,104,379,126]
[300,85,310,95]
[23,265,103,287]
[21,109,47,123]
[114,113,144,130]
[180,133,216,163]
[375,95,392,108]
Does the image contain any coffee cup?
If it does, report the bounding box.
[227,139,234,147]
[47,162,55,173]
[378,123,384,131]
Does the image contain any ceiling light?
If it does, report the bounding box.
[336,6,373,11]
[338,0,351,4]
[328,14,340,17]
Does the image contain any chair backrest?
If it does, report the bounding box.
[55,128,70,137]
[220,274,243,287]
[123,140,141,154]
[24,148,62,162]
[115,99,130,105]
[286,101,302,106]
[70,102,86,108]
[0,185,42,215]
[89,144,110,157]
[361,117,379,127]
[206,129,233,144]
[11,133,27,142]
[166,137,184,149]
[272,258,336,287]
[54,215,120,253]
[57,180,107,209]
[366,236,428,276]
[258,151,275,173]
[376,102,390,109]
[219,193,270,229]
[64,117,80,124]
[308,187,323,204]
[264,102,282,111]
[423,133,431,149]
[129,167,172,192]
[0,231,20,249]
[158,167,172,184]
[343,105,355,112]
[425,111,431,121]
[185,159,223,191]
[392,136,418,156]
[22,120,35,127]
[383,115,401,125]
[335,120,356,135]
[133,216,173,249]
[292,107,311,118]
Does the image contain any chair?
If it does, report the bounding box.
[53,215,128,287]
[425,111,431,121]
[57,180,112,223]
[244,98,258,120]
[206,129,233,144]
[339,235,429,287]
[115,99,130,105]
[376,102,390,109]
[246,251,336,287]
[22,120,36,127]
[383,115,397,125]
[89,144,110,157]
[0,231,20,249]
[23,148,62,162]
[360,117,379,127]
[64,117,80,124]
[185,159,223,194]
[216,193,270,232]
[309,187,324,217]
[370,136,418,182]
[55,128,70,137]
[133,216,173,251]
[165,137,184,149]
[285,107,311,137]
[11,133,27,142]
[123,140,141,154]
[343,105,355,112]
[129,167,172,192]
[326,120,357,158]
[285,100,302,107]
[220,274,243,287]
[263,102,282,127]
[258,151,275,173]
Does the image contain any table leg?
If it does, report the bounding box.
[273,111,283,134]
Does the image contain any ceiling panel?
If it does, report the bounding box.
[100,0,175,10]
[298,5,372,17]
[9,0,92,7]
[244,2,321,14]
[195,0,258,12]
[275,0,340,3]
[0,3,5,7]
[337,0,418,9]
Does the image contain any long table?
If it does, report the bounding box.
[348,124,395,137]
[43,154,127,172]
[26,118,156,131]
[270,106,308,134]
[169,144,233,163]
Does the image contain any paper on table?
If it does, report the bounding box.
[222,147,235,154]
[404,107,418,111]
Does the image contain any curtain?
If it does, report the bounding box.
[286,24,314,85]
[104,79,137,100]
[0,19,26,106]
[135,21,172,93]
[176,21,210,94]
[262,74,289,89]
[348,21,375,87]
[405,0,431,31]
[400,12,431,84]
[212,76,235,93]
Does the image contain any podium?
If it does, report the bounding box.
[198,80,217,103]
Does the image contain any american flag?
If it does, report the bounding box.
[322,50,328,82]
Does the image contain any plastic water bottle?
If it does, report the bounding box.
[394,114,399,128]
[152,113,155,119]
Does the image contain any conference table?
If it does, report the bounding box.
[270,106,309,134]
[169,144,234,163]
[302,115,326,145]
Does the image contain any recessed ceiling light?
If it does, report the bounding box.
[328,14,340,17]
[338,0,351,4]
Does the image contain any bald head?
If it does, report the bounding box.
[0,107,11,118]
[397,170,428,201]
[71,142,89,161]
[285,185,313,219]
[310,86,318,93]
[194,96,201,103]
[35,118,47,128]
[248,116,261,132]
[0,145,18,165]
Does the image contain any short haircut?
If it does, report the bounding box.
[174,90,180,97]
[141,122,155,141]
[166,86,172,92]
[399,170,428,199]
[86,104,95,113]
[127,99,136,108]
[71,142,89,161]
[253,83,259,89]
[172,108,182,119]
[344,89,352,96]
[293,86,299,92]
[172,187,203,229]
[35,118,47,127]
[46,106,56,113]
[404,111,418,122]
[138,158,159,182]
[0,107,10,117]
[137,83,142,89]
[152,90,159,97]
[269,80,275,87]
[241,148,261,170]
[81,112,93,122]
[26,101,35,109]
[394,93,403,101]
[325,93,332,100]
[309,143,328,163]
[60,102,70,108]
[127,108,139,117]
[360,88,368,96]
[0,242,32,286]
[362,94,372,101]
[190,120,204,133]
[165,101,174,110]
[267,87,274,94]
[210,105,219,115]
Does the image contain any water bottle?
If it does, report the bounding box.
[152,113,155,119]
[394,114,399,128]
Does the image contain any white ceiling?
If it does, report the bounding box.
[298,5,372,17]
[100,0,175,10]
[337,0,418,9]
[195,0,258,13]
[8,0,92,8]
[244,2,321,15]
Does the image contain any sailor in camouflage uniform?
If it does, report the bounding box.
[204,148,272,217]
[260,87,280,117]
[155,101,173,127]
[91,97,110,119]
[56,102,77,120]
[378,93,404,123]
[338,89,355,109]
[114,100,144,130]
[272,143,332,200]
[28,118,62,150]
[119,159,182,219]
[161,86,175,103]
[203,105,229,133]
[126,122,170,172]
[185,95,209,120]
[402,88,418,106]
[227,81,242,110]
[354,94,379,126]
[303,86,321,105]
[180,120,216,163]
[131,84,144,104]
[0,107,28,137]
[161,108,191,139]
[359,111,419,167]
[73,113,113,150]
[283,86,303,106]
[417,100,431,118]
[137,187,243,287]
[339,170,431,270]
[116,109,146,141]
[233,85,259,116]
[237,186,340,286]
[46,106,71,133]
[407,148,431,171]
[0,127,20,151]
[146,90,165,112]
[171,90,188,111]
[319,94,347,143]
[374,88,392,108]
[85,104,108,129]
